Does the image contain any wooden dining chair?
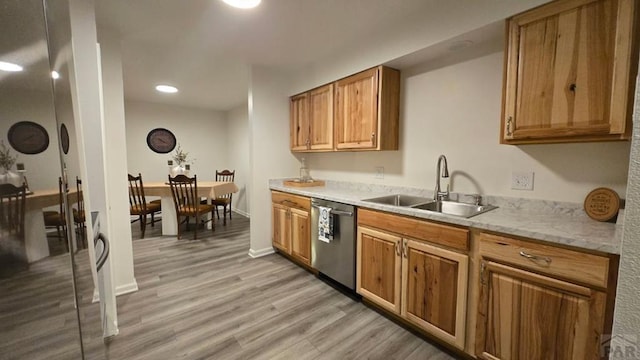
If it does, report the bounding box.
[43,177,68,251]
[128,173,161,238]
[168,174,215,240]
[73,177,86,248]
[212,169,235,225]
[0,183,27,239]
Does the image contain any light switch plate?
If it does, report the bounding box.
[375,166,384,179]
[512,171,534,190]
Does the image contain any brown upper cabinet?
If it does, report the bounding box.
[501,0,639,144]
[290,84,334,151]
[290,65,400,152]
[335,66,400,151]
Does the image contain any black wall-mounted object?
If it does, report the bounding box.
[8,121,50,155]
[146,128,176,154]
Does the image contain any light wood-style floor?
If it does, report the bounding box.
[2,214,456,360]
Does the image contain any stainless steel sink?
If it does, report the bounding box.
[411,200,497,218]
[362,194,433,207]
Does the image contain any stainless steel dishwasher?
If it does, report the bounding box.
[311,198,356,290]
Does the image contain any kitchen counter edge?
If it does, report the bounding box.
[269,181,621,255]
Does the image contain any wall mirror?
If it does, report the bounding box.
[0,1,108,358]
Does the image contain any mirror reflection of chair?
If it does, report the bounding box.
[212,169,235,225]
[0,183,27,263]
[0,183,27,236]
[73,177,86,248]
[43,177,68,252]
[128,173,161,238]
[168,174,215,240]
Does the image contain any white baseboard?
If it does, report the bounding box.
[248,247,275,258]
[115,280,139,296]
[90,279,138,303]
[232,208,250,218]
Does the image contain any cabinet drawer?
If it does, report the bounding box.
[358,208,468,252]
[271,191,311,211]
[479,233,610,288]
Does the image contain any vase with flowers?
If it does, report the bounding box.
[169,144,192,177]
[0,141,21,186]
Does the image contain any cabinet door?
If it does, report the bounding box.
[476,261,606,360]
[356,226,402,314]
[309,84,334,151]
[402,239,468,350]
[289,207,310,265]
[272,203,291,253]
[290,93,309,151]
[335,67,379,150]
[503,0,636,143]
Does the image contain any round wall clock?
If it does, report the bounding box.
[8,121,50,155]
[60,123,70,154]
[146,128,176,154]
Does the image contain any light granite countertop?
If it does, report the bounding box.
[269,179,623,255]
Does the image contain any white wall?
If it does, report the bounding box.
[226,104,250,216]
[611,74,640,351]
[68,0,118,335]
[248,66,299,257]
[305,48,630,203]
[98,30,136,295]
[124,100,227,182]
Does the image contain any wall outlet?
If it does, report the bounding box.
[511,171,534,190]
[375,166,384,179]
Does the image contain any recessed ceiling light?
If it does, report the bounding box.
[51,71,60,79]
[155,85,178,94]
[0,61,23,72]
[222,0,261,9]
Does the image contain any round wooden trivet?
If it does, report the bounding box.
[584,187,620,222]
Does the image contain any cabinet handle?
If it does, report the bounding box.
[506,116,513,136]
[395,242,401,256]
[480,261,486,285]
[519,250,552,265]
[402,241,408,258]
[371,132,376,146]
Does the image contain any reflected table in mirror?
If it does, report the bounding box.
[143,181,239,236]
[24,189,78,262]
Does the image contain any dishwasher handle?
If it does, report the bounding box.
[311,203,353,217]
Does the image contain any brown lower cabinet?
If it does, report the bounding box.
[475,232,615,360]
[475,260,606,360]
[270,194,618,358]
[357,209,470,350]
[355,208,617,358]
[271,191,311,266]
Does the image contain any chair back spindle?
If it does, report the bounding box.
[128,173,161,238]
[212,169,235,225]
[128,174,146,213]
[168,174,214,239]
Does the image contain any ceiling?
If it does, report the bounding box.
[94,0,545,112]
[0,0,53,94]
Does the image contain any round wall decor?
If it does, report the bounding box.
[60,123,70,154]
[584,187,620,222]
[146,128,176,153]
[8,121,50,155]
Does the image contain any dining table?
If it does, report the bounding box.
[143,181,239,236]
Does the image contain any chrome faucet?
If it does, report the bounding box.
[434,155,449,201]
